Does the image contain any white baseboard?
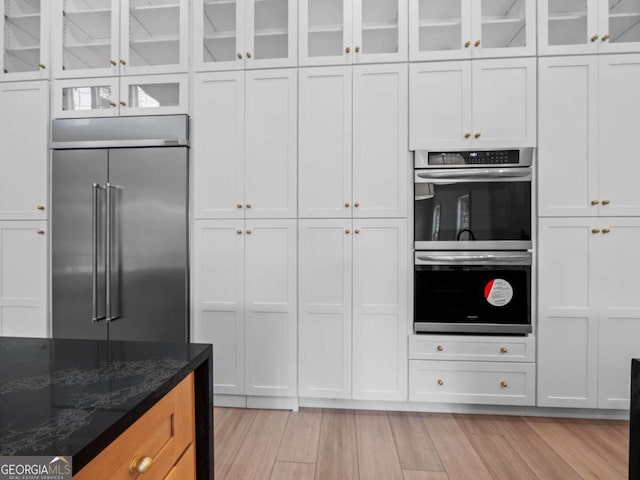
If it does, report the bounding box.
[214,394,298,411]
[214,394,246,408]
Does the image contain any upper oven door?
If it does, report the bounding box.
[414,168,532,250]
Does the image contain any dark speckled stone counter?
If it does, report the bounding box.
[631,359,639,479]
[0,337,213,478]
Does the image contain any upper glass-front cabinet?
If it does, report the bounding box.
[539,0,640,54]
[53,0,188,78]
[299,0,407,65]
[1,0,50,80]
[194,0,297,71]
[410,0,535,61]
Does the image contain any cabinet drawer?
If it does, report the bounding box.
[75,373,195,480]
[164,444,195,480]
[409,335,535,362]
[409,361,535,406]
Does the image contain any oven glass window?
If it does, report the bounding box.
[414,181,531,243]
[414,264,531,327]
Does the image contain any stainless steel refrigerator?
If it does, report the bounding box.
[50,115,189,342]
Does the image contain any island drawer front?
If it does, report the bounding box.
[74,373,195,480]
[409,335,535,362]
[409,360,536,406]
[164,443,195,480]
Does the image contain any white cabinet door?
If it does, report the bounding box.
[52,77,120,118]
[353,0,407,63]
[119,74,188,116]
[193,72,245,219]
[119,0,189,76]
[597,219,640,409]
[192,220,245,395]
[537,219,598,408]
[245,0,297,69]
[0,81,48,220]
[409,61,472,150]
[352,218,408,401]
[0,221,47,338]
[538,0,598,56]
[597,0,640,54]
[299,0,352,66]
[598,54,640,217]
[244,219,297,397]
[538,57,598,217]
[298,219,352,399]
[1,0,51,81]
[299,67,352,218]
[353,64,407,218]
[245,69,297,219]
[194,0,245,72]
[471,57,536,148]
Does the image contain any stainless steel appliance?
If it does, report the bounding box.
[414,251,532,334]
[50,115,189,342]
[413,148,534,335]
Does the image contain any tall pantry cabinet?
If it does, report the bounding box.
[538,54,640,409]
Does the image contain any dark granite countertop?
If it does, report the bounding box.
[0,337,213,475]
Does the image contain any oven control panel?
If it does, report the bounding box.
[414,148,533,168]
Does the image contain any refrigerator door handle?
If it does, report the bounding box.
[106,182,112,323]
[92,183,105,322]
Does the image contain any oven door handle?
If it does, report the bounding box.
[415,253,532,266]
[415,168,532,183]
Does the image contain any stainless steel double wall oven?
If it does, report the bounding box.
[413,148,533,335]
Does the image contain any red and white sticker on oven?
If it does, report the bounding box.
[484,279,514,307]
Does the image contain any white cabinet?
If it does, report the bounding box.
[194,0,297,71]
[0,81,48,220]
[194,69,297,220]
[538,218,640,409]
[52,74,188,118]
[193,219,297,398]
[539,0,640,55]
[52,0,189,79]
[299,64,407,218]
[409,0,536,61]
[1,0,51,80]
[298,218,408,401]
[410,58,536,149]
[299,0,407,66]
[539,55,640,217]
[0,221,47,338]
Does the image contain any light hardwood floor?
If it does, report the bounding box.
[213,407,629,480]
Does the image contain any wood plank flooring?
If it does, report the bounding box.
[213,407,629,480]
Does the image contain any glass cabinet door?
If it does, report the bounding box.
[473,0,535,57]
[54,78,119,118]
[58,0,118,77]
[121,0,187,74]
[544,0,590,49]
[410,0,471,61]
[300,0,352,65]
[246,0,296,68]
[2,0,48,78]
[600,0,640,50]
[120,74,187,115]
[196,0,244,71]
[355,0,407,62]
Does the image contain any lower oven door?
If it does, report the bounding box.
[414,251,532,335]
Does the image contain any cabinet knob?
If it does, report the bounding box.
[119,100,126,106]
[354,229,360,234]
[236,229,243,235]
[345,229,351,234]
[345,46,351,54]
[464,132,471,139]
[38,63,46,69]
[602,199,610,205]
[245,202,252,209]
[354,202,360,208]
[591,200,600,205]
[110,59,117,66]
[474,40,481,47]
[36,229,45,235]
[246,52,252,58]
[602,34,610,41]
[591,34,599,42]
[237,53,243,59]
[437,345,444,352]
[109,101,117,107]
[236,203,243,209]
[464,40,471,48]
[120,59,127,65]
[500,346,508,353]
[437,379,444,386]
[345,202,351,208]
[129,456,153,474]
[602,228,611,234]
[355,46,361,53]
[474,132,481,139]
[37,205,45,211]
[246,229,252,235]
[592,228,601,234]
[500,381,508,388]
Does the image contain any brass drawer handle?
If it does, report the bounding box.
[592,228,601,234]
[602,34,610,41]
[464,132,471,138]
[119,100,126,106]
[354,202,360,208]
[591,200,599,205]
[474,40,481,47]
[37,205,45,211]
[236,203,243,209]
[345,46,351,54]
[464,40,471,48]
[602,228,611,234]
[500,346,508,353]
[38,63,46,69]
[345,229,351,234]
[36,229,45,235]
[246,229,252,235]
[245,203,252,209]
[110,59,117,66]
[120,59,127,65]
[355,46,361,53]
[345,202,350,208]
[591,34,599,42]
[601,199,610,205]
[236,229,243,235]
[354,229,360,234]
[500,381,508,388]
[130,455,153,474]
[437,379,444,386]
[474,132,481,139]
[237,52,243,59]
